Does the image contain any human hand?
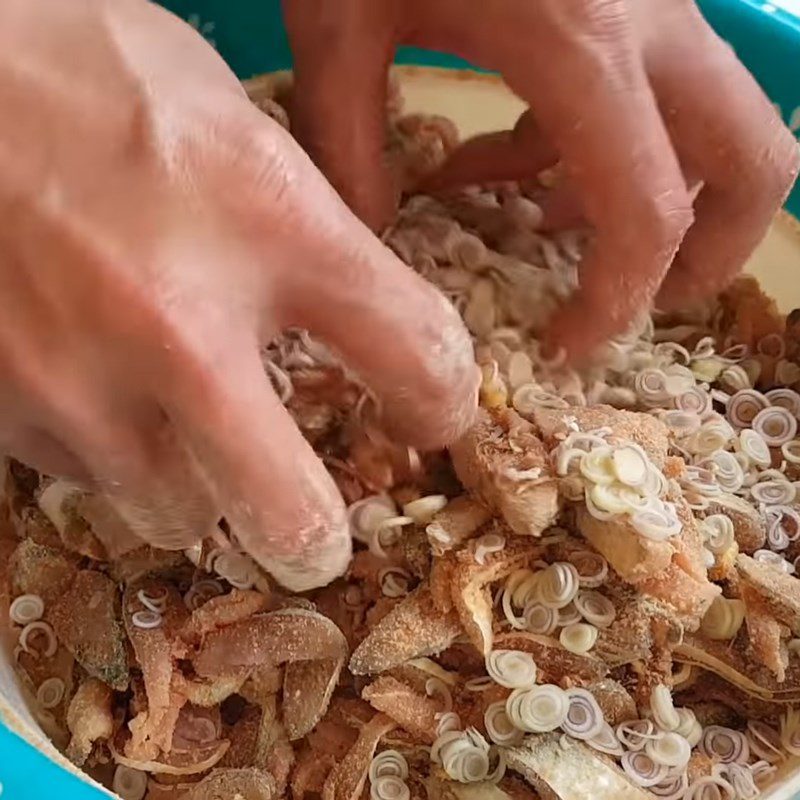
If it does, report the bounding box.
[0,0,478,590]
[285,0,799,359]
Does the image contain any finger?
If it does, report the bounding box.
[644,17,800,308]
[420,110,559,191]
[50,399,219,550]
[400,0,694,359]
[536,183,585,232]
[0,426,88,480]
[260,142,479,448]
[283,0,397,230]
[162,343,351,592]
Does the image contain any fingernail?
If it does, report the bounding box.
[260,530,352,592]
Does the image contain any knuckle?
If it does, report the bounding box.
[633,186,694,258]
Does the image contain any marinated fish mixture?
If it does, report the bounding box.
[3,74,800,800]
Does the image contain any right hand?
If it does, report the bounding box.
[0,0,478,590]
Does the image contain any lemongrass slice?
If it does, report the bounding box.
[579,446,616,485]
[506,685,569,733]
[766,387,800,416]
[486,650,537,690]
[10,594,45,626]
[584,489,618,522]
[676,386,711,415]
[782,439,800,465]
[435,712,461,736]
[37,677,65,709]
[617,719,660,751]
[700,597,745,641]
[484,701,524,746]
[752,406,798,446]
[651,684,680,732]
[19,621,57,658]
[620,751,669,788]
[610,444,649,488]
[683,776,735,800]
[370,776,410,800]
[379,567,412,598]
[588,483,633,516]
[562,688,605,741]
[559,623,598,654]
[759,551,797,574]
[751,760,778,789]
[649,772,689,800]
[184,579,225,610]
[645,732,691,768]
[556,446,588,477]
[720,763,759,800]
[402,495,447,524]
[727,389,770,428]
[137,588,168,615]
[700,515,735,555]
[574,591,616,628]
[474,534,506,565]
[675,708,702,746]
[523,602,559,635]
[213,551,256,590]
[661,410,702,437]
[700,726,750,764]
[720,364,751,391]
[746,721,785,764]
[432,728,491,783]
[750,479,796,506]
[739,429,772,467]
[557,602,581,627]
[586,721,624,756]
[631,502,682,541]
[464,676,495,692]
[538,563,580,609]
[569,551,608,588]
[701,451,744,493]
[131,610,163,630]
[113,766,148,800]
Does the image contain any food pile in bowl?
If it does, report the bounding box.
[4,74,800,800]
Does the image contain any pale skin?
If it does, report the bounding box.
[0,0,796,590]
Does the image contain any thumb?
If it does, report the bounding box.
[282,0,398,230]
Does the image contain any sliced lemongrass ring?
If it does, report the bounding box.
[184,579,224,610]
[587,483,631,516]
[131,610,163,630]
[674,708,701,742]
[701,515,735,555]
[574,591,615,628]
[584,490,617,522]
[379,567,412,598]
[676,386,711,416]
[137,589,168,615]
[586,721,624,756]
[486,650,538,690]
[557,602,581,627]
[36,677,65,709]
[621,751,669,788]
[464,676,495,692]
[113,766,148,800]
[19,621,57,658]
[645,732,691,768]
[369,750,409,782]
[555,446,587,477]
[746,721,784,764]
[522,602,559,635]
[631,503,682,541]
[727,389,770,428]
[506,685,569,733]
[700,597,745,641]
[720,364,751,391]
[213,551,256,590]
[426,677,454,711]
[474,534,506,565]
[751,479,796,506]
[562,688,605,741]
[739,429,772,467]
[634,368,670,405]
[579,447,616,485]
[702,450,744,493]
[10,594,44,626]
[569,551,608,588]
[402,494,447,524]
[643,463,668,497]
[484,701,524,746]
[700,725,750,764]
[434,711,461,736]
[610,445,649,487]
[752,406,798,447]
[782,439,800,465]
[651,684,680,731]
[661,410,702,437]
[370,775,410,800]
[617,719,660,751]
[649,773,689,800]
[538,563,580,609]
[766,388,800,417]
[559,623,598,654]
